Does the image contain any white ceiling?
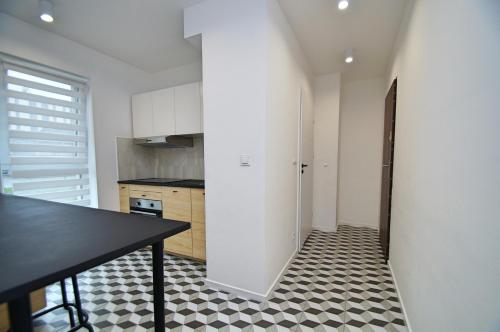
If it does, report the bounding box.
[0,0,407,80]
[0,0,204,73]
[277,0,408,80]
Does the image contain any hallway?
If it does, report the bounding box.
[34,226,407,331]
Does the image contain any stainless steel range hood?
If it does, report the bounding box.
[134,136,193,148]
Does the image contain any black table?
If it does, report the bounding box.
[0,194,190,331]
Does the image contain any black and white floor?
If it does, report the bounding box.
[33,225,407,331]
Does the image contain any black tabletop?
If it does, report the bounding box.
[0,194,190,304]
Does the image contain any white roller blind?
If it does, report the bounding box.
[0,61,93,207]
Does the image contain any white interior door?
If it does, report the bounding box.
[298,87,314,250]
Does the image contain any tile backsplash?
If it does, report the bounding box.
[116,136,204,180]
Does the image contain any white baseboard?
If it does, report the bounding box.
[205,249,297,302]
[312,224,338,232]
[263,249,297,298]
[204,278,267,302]
[338,219,379,230]
[388,260,413,332]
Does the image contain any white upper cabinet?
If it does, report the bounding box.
[131,92,153,138]
[152,88,175,136]
[174,82,202,135]
[131,82,203,138]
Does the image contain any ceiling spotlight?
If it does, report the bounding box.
[338,0,349,10]
[39,0,54,23]
[344,49,354,64]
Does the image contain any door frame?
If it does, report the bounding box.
[296,88,304,252]
[379,78,397,262]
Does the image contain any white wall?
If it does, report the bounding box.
[312,73,341,232]
[0,13,202,211]
[185,0,270,297]
[337,78,385,229]
[386,0,500,331]
[265,0,314,291]
[185,0,313,298]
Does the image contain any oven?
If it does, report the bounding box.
[129,197,163,218]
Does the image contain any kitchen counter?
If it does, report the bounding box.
[117,179,205,189]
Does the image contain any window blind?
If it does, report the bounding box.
[1,61,92,207]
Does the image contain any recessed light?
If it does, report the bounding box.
[39,0,54,23]
[344,49,354,64]
[338,0,349,10]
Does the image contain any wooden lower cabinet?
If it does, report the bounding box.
[117,184,205,260]
[192,222,206,260]
[0,288,46,332]
[162,187,191,221]
[119,184,130,213]
[164,229,192,257]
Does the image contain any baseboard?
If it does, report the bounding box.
[204,250,297,302]
[338,219,378,230]
[312,224,338,232]
[263,249,297,299]
[388,260,413,332]
[204,279,267,302]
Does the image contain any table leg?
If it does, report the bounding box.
[8,295,33,332]
[152,241,165,331]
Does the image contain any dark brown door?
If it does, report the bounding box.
[379,79,397,262]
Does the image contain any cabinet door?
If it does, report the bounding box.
[162,187,191,221]
[174,82,202,135]
[192,222,206,260]
[152,88,175,136]
[191,189,205,223]
[118,185,130,213]
[164,229,193,257]
[132,92,153,138]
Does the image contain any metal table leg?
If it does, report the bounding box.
[8,294,33,332]
[152,241,165,332]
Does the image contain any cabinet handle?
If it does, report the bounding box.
[202,193,205,196]
[142,194,146,197]
[173,190,178,193]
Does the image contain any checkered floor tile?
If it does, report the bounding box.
[32,225,407,331]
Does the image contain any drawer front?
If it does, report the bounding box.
[129,190,162,200]
[128,184,163,193]
[191,189,205,224]
[164,229,192,257]
[118,185,130,213]
[163,187,191,221]
[192,222,206,260]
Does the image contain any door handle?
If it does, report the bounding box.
[383,164,390,167]
[301,164,308,168]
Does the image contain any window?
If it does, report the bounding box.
[0,58,94,207]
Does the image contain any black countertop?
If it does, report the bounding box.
[0,194,190,303]
[118,178,205,189]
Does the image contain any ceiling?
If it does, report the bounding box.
[0,0,407,80]
[277,0,408,80]
[0,0,204,73]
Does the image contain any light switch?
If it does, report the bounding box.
[240,154,250,167]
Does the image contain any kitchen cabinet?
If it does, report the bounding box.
[131,92,153,138]
[119,184,130,213]
[152,88,175,136]
[191,189,206,260]
[174,82,202,135]
[162,187,191,222]
[116,184,205,260]
[164,229,193,257]
[0,288,46,332]
[131,82,203,138]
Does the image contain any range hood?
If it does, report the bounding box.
[134,136,193,148]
